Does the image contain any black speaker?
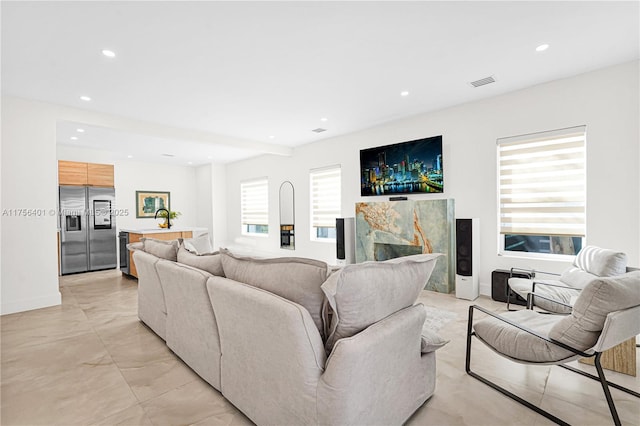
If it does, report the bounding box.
[455,218,479,300]
[456,219,473,276]
[336,219,346,260]
[336,218,355,264]
[491,269,530,305]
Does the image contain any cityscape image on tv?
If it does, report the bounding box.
[360,135,443,196]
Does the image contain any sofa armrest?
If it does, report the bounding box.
[156,261,221,390]
[133,250,167,339]
[317,304,434,426]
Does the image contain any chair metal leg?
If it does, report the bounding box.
[594,353,621,426]
[559,364,640,399]
[465,306,570,426]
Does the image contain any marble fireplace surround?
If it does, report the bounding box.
[355,199,455,293]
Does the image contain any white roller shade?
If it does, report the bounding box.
[498,126,586,237]
[241,178,268,226]
[310,166,341,228]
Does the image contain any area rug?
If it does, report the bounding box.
[422,306,458,332]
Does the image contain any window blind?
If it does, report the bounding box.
[498,126,586,237]
[310,166,341,228]
[240,178,268,227]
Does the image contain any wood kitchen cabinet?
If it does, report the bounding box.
[87,163,114,187]
[58,160,88,185]
[58,161,114,187]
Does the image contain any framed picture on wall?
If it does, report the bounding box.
[135,191,170,218]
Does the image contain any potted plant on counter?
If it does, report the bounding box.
[156,210,182,228]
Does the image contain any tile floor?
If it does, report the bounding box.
[1,270,638,425]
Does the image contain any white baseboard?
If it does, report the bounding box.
[479,282,491,297]
[1,292,62,315]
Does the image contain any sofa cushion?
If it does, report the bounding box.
[219,249,329,335]
[141,238,179,261]
[549,271,640,350]
[183,233,215,255]
[509,277,575,314]
[474,309,576,363]
[573,246,627,277]
[559,267,598,290]
[177,247,224,277]
[321,253,441,353]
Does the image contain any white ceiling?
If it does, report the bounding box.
[2,1,639,165]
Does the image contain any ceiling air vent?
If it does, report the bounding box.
[312,128,327,133]
[469,76,496,88]
[161,153,175,157]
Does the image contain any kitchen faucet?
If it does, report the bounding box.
[154,208,172,229]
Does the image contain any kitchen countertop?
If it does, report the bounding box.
[119,227,208,234]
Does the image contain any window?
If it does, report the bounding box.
[310,166,341,240]
[241,178,269,235]
[497,126,586,257]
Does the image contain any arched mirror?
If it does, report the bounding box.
[279,181,295,250]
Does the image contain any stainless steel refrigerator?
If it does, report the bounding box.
[59,186,117,274]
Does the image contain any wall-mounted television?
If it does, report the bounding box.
[360,135,443,196]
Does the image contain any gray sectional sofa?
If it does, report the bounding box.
[131,239,445,425]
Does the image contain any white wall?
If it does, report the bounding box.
[224,61,640,295]
[1,97,61,314]
[210,163,228,249]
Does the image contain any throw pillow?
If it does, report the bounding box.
[573,246,627,277]
[219,249,330,336]
[141,238,179,262]
[183,233,214,255]
[420,326,449,353]
[177,246,224,276]
[321,253,442,354]
[126,242,144,252]
[549,270,640,351]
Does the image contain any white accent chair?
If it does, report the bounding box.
[507,246,629,313]
[466,270,640,426]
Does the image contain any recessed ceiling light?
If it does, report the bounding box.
[536,44,549,52]
[76,128,85,133]
[80,95,91,102]
[101,49,116,58]
[207,156,213,159]
[320,117,328,122]
[268,135,275,139]
[400,91,410,97]
[70,136,78,140]
[127,155,133,159]
[187,162,193,165]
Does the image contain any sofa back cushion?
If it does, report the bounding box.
[219,249,330,336]
[559,267,597,290]
[183,233,215,255]
[177,247,224,277]
[321,253,441,353]
[549,270,640,350]
[141,238,179,262]
[573,246,627,277]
